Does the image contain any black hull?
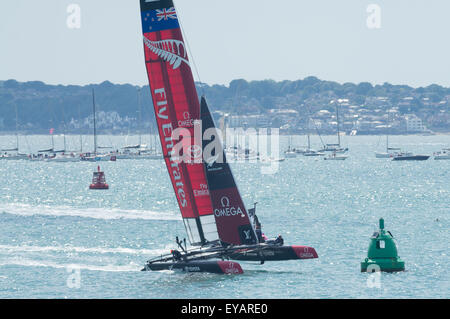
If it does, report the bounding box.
[229,245,318,261]
[142,260,244,274]
[393,155,430,161]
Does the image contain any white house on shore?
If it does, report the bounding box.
[405,114,427,132]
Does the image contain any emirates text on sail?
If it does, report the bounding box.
[155,87,188,208]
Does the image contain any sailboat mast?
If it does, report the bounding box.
[14,104,19,151]
[62,105,67,152]
[137,88,142,147]
[307,131,311,150]
[92,89,97,155]
[78,104,83,153]
[336,103,341,147]
[386,135,389,153]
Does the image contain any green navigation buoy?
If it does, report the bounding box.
[361,218,405,272]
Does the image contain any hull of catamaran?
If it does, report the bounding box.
[229,245,318,261]
[142,260,244,274]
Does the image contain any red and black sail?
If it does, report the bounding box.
[201,97,257,246]
[139,0,218,245]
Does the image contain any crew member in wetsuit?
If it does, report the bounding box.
[171,249,183,261]
[274,234,284,246]
[253,214,264,243]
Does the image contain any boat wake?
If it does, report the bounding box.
[0,257,139,272]
[0,203,180,221]
[0,244,168,256]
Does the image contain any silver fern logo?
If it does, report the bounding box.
[143,36,190,69]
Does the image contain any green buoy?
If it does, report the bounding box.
[361,218,405,272]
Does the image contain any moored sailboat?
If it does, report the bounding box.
[0,104,28,160]
[81,89,113,162]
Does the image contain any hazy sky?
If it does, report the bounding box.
[1,0,449,87]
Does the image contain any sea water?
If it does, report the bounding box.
[0,134,448,298]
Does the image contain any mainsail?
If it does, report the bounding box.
[201,97,258,246]
[139,0,218,245]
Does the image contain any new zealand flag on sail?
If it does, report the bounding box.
[141,7,179,32]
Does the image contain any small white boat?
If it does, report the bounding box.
[284,137,297,158]
[47,153,80,162]
[433,149,450,160]
[115,145,162,160]
[0,151,28,160]
[375,152,392,158]
[81,153,114,162]
[324,152,348,160]
[284,150,297,158]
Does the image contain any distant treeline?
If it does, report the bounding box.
[0,77,449,132]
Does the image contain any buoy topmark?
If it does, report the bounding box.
[361,218,405,272]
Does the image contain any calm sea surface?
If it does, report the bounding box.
[0,134,448,298]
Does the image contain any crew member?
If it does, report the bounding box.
[254,214,264,242]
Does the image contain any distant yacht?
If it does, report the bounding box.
[303,132,324,157]
[284,146,297,158]
[433,148,450,160]
[0,149,28,160]
[47,152,80,162]
[0,104,28,160]
[319,102,348,154]
[375,135,401,158]
[284,137,297,158]
[392,152,430,161]
[80,89,115,162]
[225,145,259,162]
[116,144,162,160]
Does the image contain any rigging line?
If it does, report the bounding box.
[305,103,326,148]
[173,2,205,97]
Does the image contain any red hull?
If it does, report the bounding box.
[229,245,318,261]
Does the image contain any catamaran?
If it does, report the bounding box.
[138,0,317,274]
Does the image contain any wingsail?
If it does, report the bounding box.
[201,97,258,246]
[139,0,218,245]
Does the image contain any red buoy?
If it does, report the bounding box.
[89,166,109,190]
